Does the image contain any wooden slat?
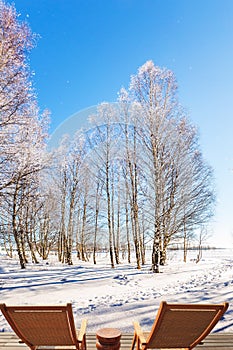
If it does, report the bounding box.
[0,332,233,349]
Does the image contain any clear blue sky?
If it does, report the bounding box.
[12,0,233,247]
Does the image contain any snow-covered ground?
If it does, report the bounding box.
[0,249,232,333]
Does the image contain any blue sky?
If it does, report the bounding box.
[12,0,233,247]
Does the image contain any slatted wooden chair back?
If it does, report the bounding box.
[146,302,229,349]
[0,303,83,350]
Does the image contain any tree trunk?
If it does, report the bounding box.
[80,196,87,262]
[139,214,146,265]
[183,218,187,263]
[93,209,98,265]
[12,189,26,268]
[66,195,75,265]
[106,124,114,268]
[151,218,160,273]
[125,199,131,263]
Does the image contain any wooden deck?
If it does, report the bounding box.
[0,332,233,350]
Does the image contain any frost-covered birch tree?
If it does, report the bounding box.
[127,61,215,272]
[52,133,87,265]
[0,0,37,190]
[87,103,135,267]
[1,104,49,268]
[118,90,144,268]
[0,1,50,268]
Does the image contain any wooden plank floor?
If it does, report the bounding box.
[0,332,233,350]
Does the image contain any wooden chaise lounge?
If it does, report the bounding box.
[131,301,229,350]
[0,303,87,350]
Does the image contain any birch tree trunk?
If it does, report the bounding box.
[93,180,102,264]
[12,181,26,269]
[106,156,115,268]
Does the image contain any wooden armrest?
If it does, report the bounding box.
[77,319,87,342]
[133,321,147,344]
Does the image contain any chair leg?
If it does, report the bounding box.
[136,336,141,350]
[82,335,87,350]
[131,333,137,350]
